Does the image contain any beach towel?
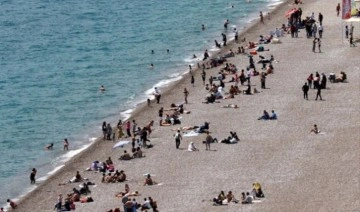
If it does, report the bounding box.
[183,131,199,137]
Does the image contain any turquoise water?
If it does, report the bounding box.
[0,0,281,205]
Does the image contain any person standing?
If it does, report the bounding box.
[205,131,213,151]
[260,73,266,89]
[132,120,137,136]
[183,88,189,104]
[63,138,69,151]
[315,86,322,101]
[318,12,323,25]
[336,3,340,16]
[153,87,161,104]
[201,70,206,85]
[125,121,131,138]
[158,107,164,126]
[260,11,264,24]
[317,38,321,53]
[30,168,37,184]
[174,130,182,149]
[302,82,309,100]
[307,73,313,89]
[191,75,195,87]
[222,33,227,46]
[102,121,107,140]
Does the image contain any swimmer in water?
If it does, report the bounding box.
[100,85,106,91]
[151,50,154,54]
[192,54,197,59]
[150,63,154,68]
[45,143,54,150]
[201,24,205,30]
[167,49,170,53]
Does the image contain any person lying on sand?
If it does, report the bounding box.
[115,191,140,198]
[221,104,239,108]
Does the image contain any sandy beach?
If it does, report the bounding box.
[11,0,360,211]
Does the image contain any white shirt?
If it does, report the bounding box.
[245,195,253,203]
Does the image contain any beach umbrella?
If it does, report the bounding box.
[285,8,297,17]
[113,140,130,149]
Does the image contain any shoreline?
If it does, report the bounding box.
[8,0,292,209]
[11,0,360,211]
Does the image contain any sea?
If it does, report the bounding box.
[0,0,283,207]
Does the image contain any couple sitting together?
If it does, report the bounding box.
[257,110,277,120]
[102,170,126,183]
[213,191,238,205]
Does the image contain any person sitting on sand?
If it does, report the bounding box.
[242,192,253,204]
[87,161,99,171]
[258,110,270,120]
[196,122,210,133]
[133,147,143,158]
[252,182,265,198]
[7,199,17,209]
[188,142,199,151]
[269,110,277,120]
[119,150,132,160]
[45,143,54,150]
[71,188,81,202]
[140,198,152,211]
[69,171,83,183]
[310,124,320,134]
[335,71,346,82]
[224,191,238,204]
[144,174,154,186]
[213,191,226,205]
[244,84,252,95]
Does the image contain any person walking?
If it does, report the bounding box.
[174,130,182,149]
[317,38,321,53]
[312,38,317,52]
[191,75,195,87]
[205,131,213,151]
[302,82,309,100]
[318,24,323,38]
[183,88,189,104]
[315,86,322,101]
[336,3,340,16]
[30,168,37,184]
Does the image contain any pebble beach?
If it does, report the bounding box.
[10,0,360,211]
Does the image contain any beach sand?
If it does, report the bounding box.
[12,0,360,211]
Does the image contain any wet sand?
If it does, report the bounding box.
[13,0,360,211]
